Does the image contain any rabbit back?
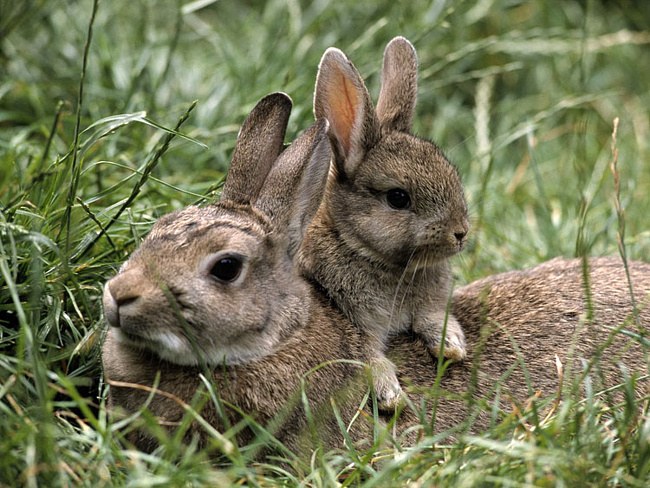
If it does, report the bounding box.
[388,256,650,437]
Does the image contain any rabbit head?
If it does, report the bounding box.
[313,36,468,269]
[102,93,331,368]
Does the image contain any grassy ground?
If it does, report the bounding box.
[1,0,649,485]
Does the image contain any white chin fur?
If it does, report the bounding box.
[153,332,197,365]
[114,329,197,365]
[114,329,274,367]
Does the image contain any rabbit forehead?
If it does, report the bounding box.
[150,205,268,238]
[132,205,271,267]
[354,133,465,205]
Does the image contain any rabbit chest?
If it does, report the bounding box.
[342,260,451,341]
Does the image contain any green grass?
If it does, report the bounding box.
[1,0,649,485]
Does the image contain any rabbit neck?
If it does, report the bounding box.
[299,212,453,336]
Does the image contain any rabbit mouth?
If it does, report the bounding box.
[403,245,459,269]
[115,328,197,364]
[400,244,460,271]
[114,328,161,351]
[115,327,260,367]
[418,240,464,258]
[405,254,442,270]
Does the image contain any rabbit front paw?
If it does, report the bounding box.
[434,328,466,361]
[420,315,467,362]
[369,356,404,412]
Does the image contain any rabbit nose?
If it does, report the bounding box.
[454,230,467,242]
[103,282,121,328]
[103,272,144,328]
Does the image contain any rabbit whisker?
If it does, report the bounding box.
[388,248,418,331]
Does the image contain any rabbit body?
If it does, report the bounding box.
[298,37,469,409]
[390,256,650,436]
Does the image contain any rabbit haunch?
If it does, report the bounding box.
[386,256,650,437]
[298,36,469,410]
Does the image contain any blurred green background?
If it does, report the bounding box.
[0,0,649,484]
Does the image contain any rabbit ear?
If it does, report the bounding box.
[221,92,292,204]
[314,47,380,177]
[256,119,331,255]
[376,36,418,132]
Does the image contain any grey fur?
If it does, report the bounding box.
[300,37,470,409]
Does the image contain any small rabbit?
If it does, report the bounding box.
[298,36,469,410]
[102,93,371,453]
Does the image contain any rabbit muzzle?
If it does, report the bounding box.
[102,282,120,329]
[103,267,156,328]
[102,272,201,364]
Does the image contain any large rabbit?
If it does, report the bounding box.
[298,36,469,410]
[102,93,650,459]
[102,93,372,453]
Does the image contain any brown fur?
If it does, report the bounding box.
[102,290,369,454]
[101,89,649,460]
[102,93,372,455]
[390,256,650,437]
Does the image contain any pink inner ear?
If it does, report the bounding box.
[326,67,360,158]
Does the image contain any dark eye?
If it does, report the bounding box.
[210,256,243,282]
[386,188,411,209]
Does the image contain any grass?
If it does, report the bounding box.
[1,0,649,485]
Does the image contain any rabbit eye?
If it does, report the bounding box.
[386,188,411,210]
[210,256,243,282]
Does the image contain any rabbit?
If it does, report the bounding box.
[101,102,650,460]
[389,256,650,438]
[101,92,373,454]
[297,36,470,411]
[101,93,650,456]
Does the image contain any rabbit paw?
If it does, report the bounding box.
[369,356,404,412]
[428,327,466,361]
[431,331,467,361]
